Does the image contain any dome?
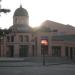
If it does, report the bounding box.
[14,6,28,16]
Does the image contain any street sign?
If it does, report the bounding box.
[41,36,48,39]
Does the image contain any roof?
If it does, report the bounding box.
[14,6,28,16]
[9,24,32,33]
[52,35,75,41]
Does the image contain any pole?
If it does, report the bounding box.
[41,39,48,66]
[42,45,45,66]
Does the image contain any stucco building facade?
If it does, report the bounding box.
[0,6,75,58]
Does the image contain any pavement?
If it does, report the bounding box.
[0,57,75,75]
[0,64,75,75]
[0,57,74,67]
[0,57,24,62]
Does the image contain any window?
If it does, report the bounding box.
[65,47,69,56]
[19,35,23,42]
[7,36,10,42]
[74,48,75,56]
[52,46,61,56]
[70,47,73,59]
[24,35,29,42]
[11,36,14,42]
[32,45,34,56]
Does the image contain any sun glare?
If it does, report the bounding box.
[29,19,43,28]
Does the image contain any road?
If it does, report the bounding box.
[0,64,75,75]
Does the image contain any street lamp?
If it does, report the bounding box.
[41,39,48,66]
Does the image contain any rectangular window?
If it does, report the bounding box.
[19,35,23,42]
[32,45,34,56]
[52,46,61,56]
[70,47,73,59]
[65,47,69,56]
[74,48,75,56]
[11,36,14,42]
[7,36,10,42]
[24,35,29,42]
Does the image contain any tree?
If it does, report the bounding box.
[0,9,10,13]
[0,0,10,14]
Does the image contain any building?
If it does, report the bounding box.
[0,6,75,58]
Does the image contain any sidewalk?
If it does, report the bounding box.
[0,61,65,67]
[0,57,74,67]
[0,57,24,62]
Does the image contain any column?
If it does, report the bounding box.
[37,36,41,56]
[3,36,7,57]
[14,44,19,57]
[48,33,52,56]
[28,45,32,56]
[61,46,65,57]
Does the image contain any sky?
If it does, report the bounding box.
[0,0,75,29]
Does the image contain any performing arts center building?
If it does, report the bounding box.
[0,5,75,59]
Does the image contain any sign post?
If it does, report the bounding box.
[41,39,48,66]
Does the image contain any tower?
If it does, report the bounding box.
[13,5,29,25]
[10,5,31,33]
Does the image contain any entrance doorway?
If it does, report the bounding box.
[19,45,28,57]
[65,47,69,57]
[8,45,14,57]
[0,46,1,56]
[52,46,61,56]
[70,47,73,59]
